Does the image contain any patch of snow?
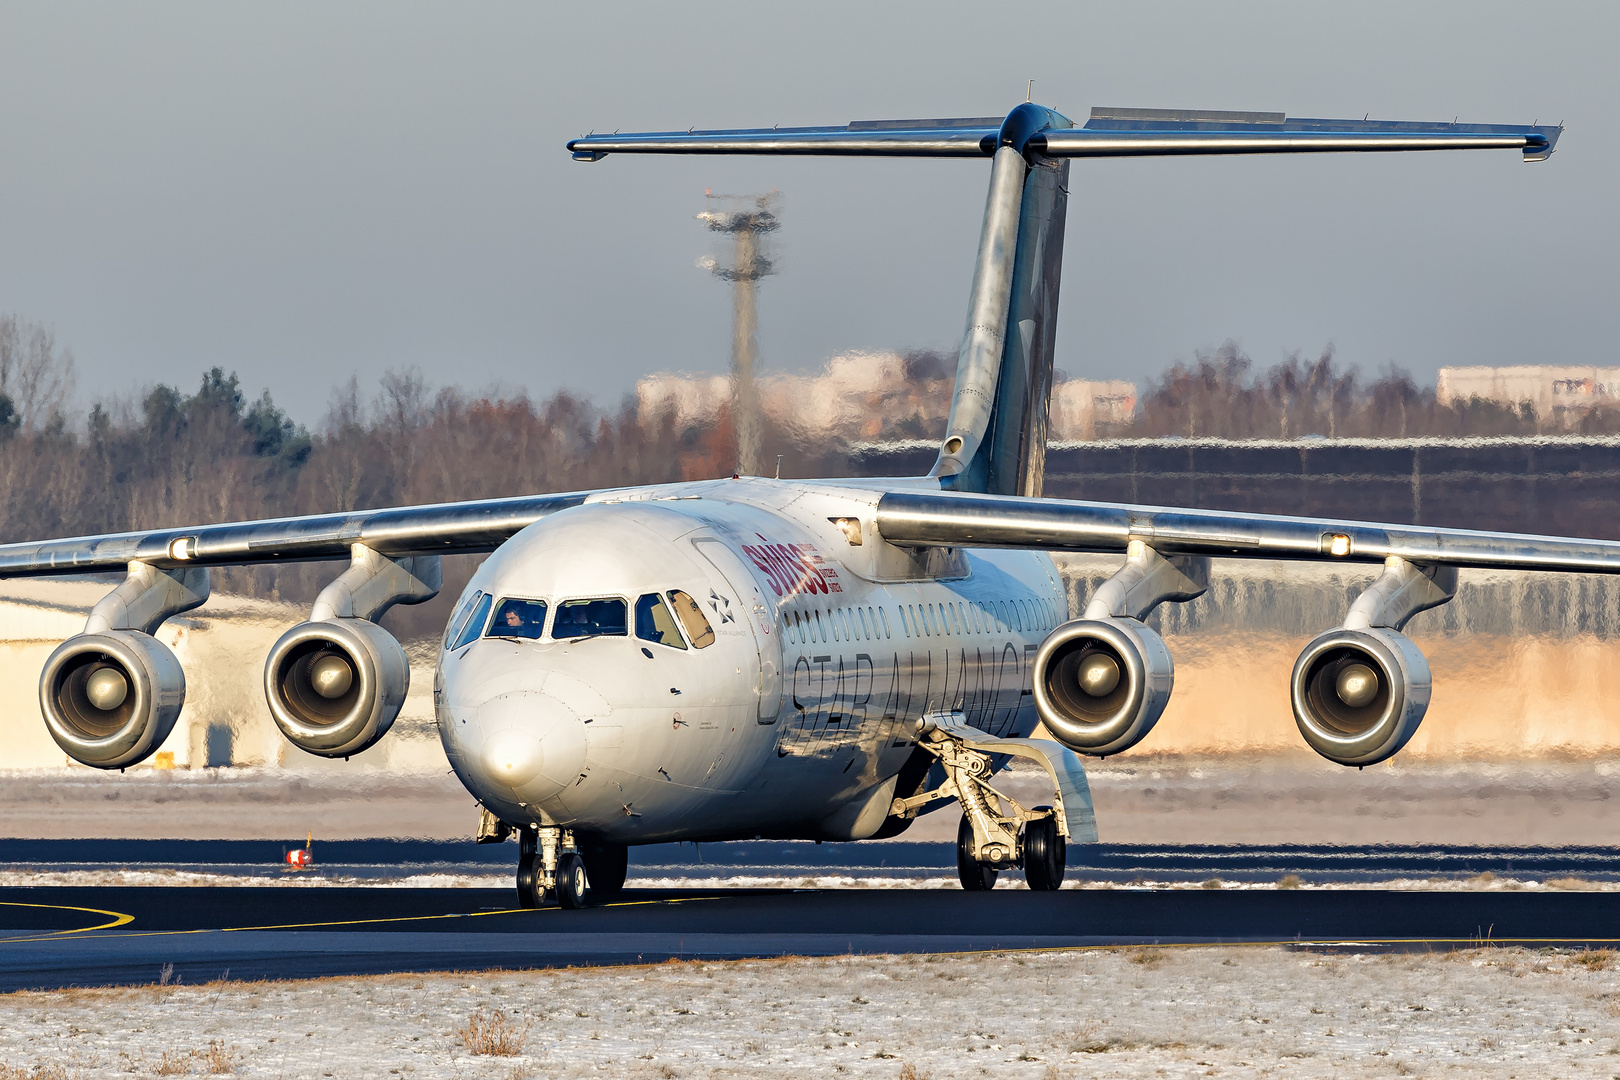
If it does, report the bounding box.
[1,946,1616,1077]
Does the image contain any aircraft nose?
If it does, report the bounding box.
[476,692,587,801]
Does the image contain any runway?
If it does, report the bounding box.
[5,883,1620,991]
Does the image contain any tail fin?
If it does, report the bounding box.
[568,105,1561,495]
[930,104,1070,497]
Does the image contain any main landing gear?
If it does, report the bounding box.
[890,717,1075,892]
[500,818,627,909]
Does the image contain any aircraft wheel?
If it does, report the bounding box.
[516,849,543,909]
[556,852,589,909]
[1023,810,1066,891]
[581,840,628,902]
[956,814,997,891]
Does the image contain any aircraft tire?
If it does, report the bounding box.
[956,815,997,891]
[581,841,628,902]
[556,852,589,909]
[516,849,543,909]
[1023,810,1066,891]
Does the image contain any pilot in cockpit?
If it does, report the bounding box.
[488,597,548,641]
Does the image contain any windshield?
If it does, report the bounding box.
[636,593,687,649]
[486,597,548,640]
[553,597,628,640]
[449,592,492,650]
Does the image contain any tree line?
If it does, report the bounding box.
[0,315,1606,637]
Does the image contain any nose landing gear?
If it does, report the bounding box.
[511,823,628,908]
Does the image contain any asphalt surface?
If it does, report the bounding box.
[6,838,1620,883]
[5,884,1620,991]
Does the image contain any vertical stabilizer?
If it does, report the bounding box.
[930,104,1072,497]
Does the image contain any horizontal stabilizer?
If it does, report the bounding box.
[569,106,1561,162]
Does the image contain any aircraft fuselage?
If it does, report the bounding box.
[434,476,1066,844]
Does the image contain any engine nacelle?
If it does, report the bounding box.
[1291,626,1431,766]
[40,631,186,769]
[1032,618,1174,756]
[264,618,409,758]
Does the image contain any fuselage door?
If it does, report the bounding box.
[692,537,783,723]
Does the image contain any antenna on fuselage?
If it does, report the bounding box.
[697,191,780,477]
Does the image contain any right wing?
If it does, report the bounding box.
[0,491,592,578]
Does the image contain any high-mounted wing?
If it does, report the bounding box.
[873,490,1620,575]
[0,491,590,577]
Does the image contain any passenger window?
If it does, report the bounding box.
[829,610,840,641]
[839,609,851,640]
[667,590,715,649]
[487,597,548,641]
[925,605,937,637]
[450,592,492,650]
[636,593,687,649]
[554,597,627,640]
[880,608,891,638]
[859,608,872,639]
[445,590,484,648]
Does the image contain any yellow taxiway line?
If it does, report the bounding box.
[0,895,715,946]
[0,902,135,942]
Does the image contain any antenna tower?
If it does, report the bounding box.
[698,191,779,476]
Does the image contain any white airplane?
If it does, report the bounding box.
[3,103,1599,909]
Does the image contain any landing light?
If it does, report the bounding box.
[830,517,863,546]
[167,536,196,561]
[1324,533,1352,557]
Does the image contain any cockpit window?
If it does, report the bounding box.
[667,590,715,649]
[553,597,627,640]
[449,592,492,650]
[635,593,687,649]
[486,597,548,641]
[444,590,483,648]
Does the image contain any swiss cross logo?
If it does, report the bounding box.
[741,536,842,597]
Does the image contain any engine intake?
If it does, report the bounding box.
[40,631,186,769]
[264,618,409,758]
[1291,626,1430,766]
[1032,618,1174,756]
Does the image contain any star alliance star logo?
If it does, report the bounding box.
[709,589,735,624]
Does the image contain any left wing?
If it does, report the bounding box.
[874,489,1620,574]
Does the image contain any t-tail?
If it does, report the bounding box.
[568,104,1561,497]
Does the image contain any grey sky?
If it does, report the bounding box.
[1,1,1615,426]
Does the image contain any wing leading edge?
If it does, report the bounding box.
[874,490,1620,575]
[0,491,591,578]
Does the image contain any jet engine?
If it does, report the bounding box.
[1291,626,1431,767]
[40,630,186,769]
[264,618,409,758]
[1032,618,1174,757]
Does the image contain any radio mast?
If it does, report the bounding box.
[698,192,778,476]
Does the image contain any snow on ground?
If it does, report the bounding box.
[0,869,1616,892]
[1,945,1617,1078]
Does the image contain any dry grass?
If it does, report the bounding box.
[1128,948,1167,968]
[153,1050,190,1076]
[0,1066,71,1080]
[1572,948,1616,972]
[1200,877,1224,889]
[1277,874,1303,889]
[457,1008,530,1057]
[896,1065,931,1080]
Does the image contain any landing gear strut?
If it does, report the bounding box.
[892,716,1075,892]
[514,825,586,909]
